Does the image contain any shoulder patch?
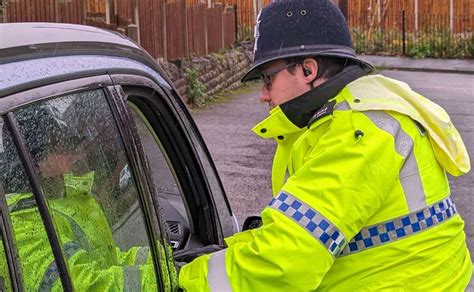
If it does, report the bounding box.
[307,100,336,128]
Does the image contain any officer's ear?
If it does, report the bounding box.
[301,58,318,82]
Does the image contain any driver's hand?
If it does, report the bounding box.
[173,244,226,263]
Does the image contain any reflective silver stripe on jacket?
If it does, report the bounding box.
[269,192,346,257]
[55,209,92,252]
[335,102,427,211]
[335,100,351,111]
[8,196,36,212]
[362,111,426,211]
[134,246,150,265]
[339,196,456,256]
[39,241,81,291]
[207,249,232,291]
[124,266,142,291]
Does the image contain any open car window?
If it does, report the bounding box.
[123,84,223,252]
[128,104,191,250]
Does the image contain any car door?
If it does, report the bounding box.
[0,75,176,291]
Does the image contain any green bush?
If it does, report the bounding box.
[407,29,472,58]
[238,26,254,42]
[185,66,207,107]
[351,27,368,53]
[351,26,472,58]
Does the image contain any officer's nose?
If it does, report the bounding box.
[260,85,271,104]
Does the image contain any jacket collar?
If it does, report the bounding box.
[252,106,303,139]
[280,65,367,128]
[253,65,367,139]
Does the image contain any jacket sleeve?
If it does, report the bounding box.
[51,248,157,291]
[224,229,259,247]
[179,112,401,291]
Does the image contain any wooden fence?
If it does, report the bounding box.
[6,0,469,59]
[5,0,85,23]
[348,0,473,33]
[184,0,271,32]
[347,0,473,57]
[139,0,166,59]
[165,1,187,60]
[2,0,237,60]
[187,3,207,57]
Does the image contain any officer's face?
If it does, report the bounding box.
[258,59,320,109]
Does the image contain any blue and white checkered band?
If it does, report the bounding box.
[339,196,457,257]
[269,192,346,257]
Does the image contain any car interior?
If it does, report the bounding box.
[124,106,191,250]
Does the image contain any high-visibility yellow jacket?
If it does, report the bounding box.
[3,172,157,291]
[179,73,472,291]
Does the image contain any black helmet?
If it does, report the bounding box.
[241,0,373,82]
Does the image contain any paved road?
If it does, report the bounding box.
[191,84,274,224]
[191,71,474,269]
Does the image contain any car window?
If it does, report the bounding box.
[0,222,13,292]
[164,89,236,237]
[0,232,12,292]
[128,104,190,249]
[5,89,164,290]
[0,120,61,291]
[122,84,231,250]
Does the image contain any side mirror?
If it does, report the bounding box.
[242,216,263,231]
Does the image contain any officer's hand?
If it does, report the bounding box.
[173,244,226,263]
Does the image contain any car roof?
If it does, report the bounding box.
[0,23,173,100]
[0,22,140,50]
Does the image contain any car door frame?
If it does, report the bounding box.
[108,72,237,243]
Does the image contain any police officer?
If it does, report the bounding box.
[178,0,472,291]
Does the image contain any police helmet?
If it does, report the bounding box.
[241,0,373,82]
